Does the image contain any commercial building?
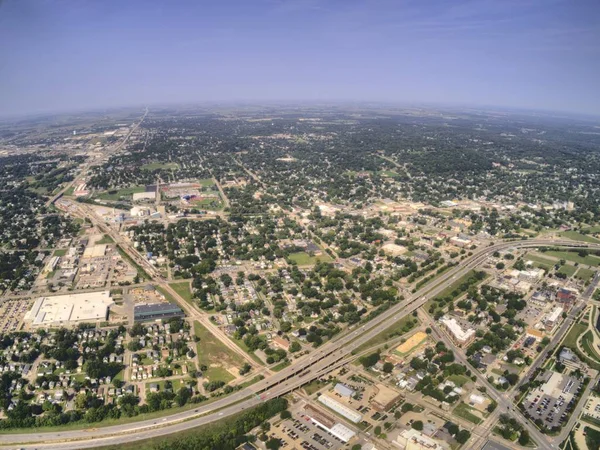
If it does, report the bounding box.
[318,394,362,424]
[394,429,448,450]
[304,405,356,443]
[25,291,114,328]
[371,383,402,411]
[82,244,107,258]
[545,306,564,331]
[133,303,184,322]
[334,383,355,398]
[449,236,471,248]
[439,316,476,347]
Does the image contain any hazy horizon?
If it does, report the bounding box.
[2,0,599,117]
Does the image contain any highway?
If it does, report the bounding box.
[3,238,599,448]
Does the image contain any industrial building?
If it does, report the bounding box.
[317,394,362,423]
[133,302,184,322]
[25,291,114,328]
[82,244,107,258]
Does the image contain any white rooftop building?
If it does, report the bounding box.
[440,316,476,347]
[25,291,114,328]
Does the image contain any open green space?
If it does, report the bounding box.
[558,264,577,277]
[288,250,332,266]
[584,426,600,450]
[353,315,418,353]
[524,253,556,270]
[379,169,400,178]
[141,162,179,171]
[303,379,328,395]
[204,366,234,384]
[560,231,600,244]
[96,234,114,244]
[194,321,244,374]
[96,186,146,201]
[576,267,596,282]
[562,323,587,349]
[271,360,291,372]
[544,250,600,266]
[198,178,215,187]
[231,336,264,365]
[52,249,67,257]
[453,402,483,425]
[433,269,488,301]
[581,330,600,364]
[447,374,471,387]
[170,281,194,304]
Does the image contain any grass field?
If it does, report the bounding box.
[453,402,483,424]
[96,186,146,201]
[288,251,332,266]
[524,253,556,270]
[558,264,577,277]
[562,323,588,349]
[433,270,488,301]
[198,178,215,187]
[543,251,600,266]
[576,267,596,281]
[194,321,244,376]
[303,379,328,395]
[560,231,600,244]
[379,169,400,178]
[584,426,600,450]
[141,162,179,171]
[353,316,418,353]
[53,249,67,257]
[204,366,234,383]
[271,360,291,372]
[96,234,114,244]
[170,281,194,304]
[581,331,600,364]
[448,374,471,387]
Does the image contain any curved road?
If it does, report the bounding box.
[3,239,598,449]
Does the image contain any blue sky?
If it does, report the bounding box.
[1,0,599,116]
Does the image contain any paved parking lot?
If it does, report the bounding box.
[273,415,346,450]
[524,374,582,429]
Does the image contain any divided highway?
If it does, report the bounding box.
[3,239,598,449]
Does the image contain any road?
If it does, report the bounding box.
[3,239,599,448]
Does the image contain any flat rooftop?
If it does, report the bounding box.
[25,291,113,327]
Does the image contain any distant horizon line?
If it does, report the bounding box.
[2,99,599,122]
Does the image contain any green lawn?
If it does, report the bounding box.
[453,402,483,425]
[581,331,600,364]
[198,178,215,187]
[141,162,179,171]
[204,366,234,383]
[433,270,488,301]
[379,170,400,178]
[194,321,244,373]
[96,186,146,201]
[560,231,600,244]
[271,360,291,372]
[448,374,471,387]
[576,268,596,282]
[524,253,556,270]
[96,234,114,244]
[170,281,194,304]
[288,250,332,266]
[558,264,577,277]
[53,249,67,257]
[303,379,328,395]
[544,251,600,266]
[353,316,419,353]
[562,323,588,349]
[584,426,600,450]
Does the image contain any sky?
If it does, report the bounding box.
[1,0,599,116]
